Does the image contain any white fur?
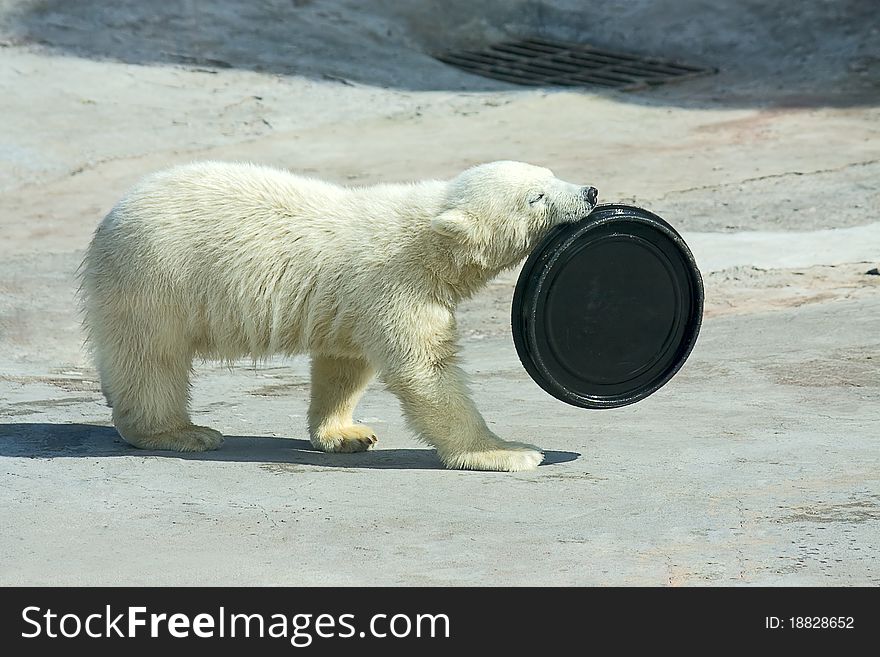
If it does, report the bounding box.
[80,160,597,471]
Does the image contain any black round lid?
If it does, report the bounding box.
[511,204,704,409]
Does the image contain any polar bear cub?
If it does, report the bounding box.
[81,161,598,471]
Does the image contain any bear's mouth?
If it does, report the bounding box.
[564,202,598,223]
[561,210,589,223]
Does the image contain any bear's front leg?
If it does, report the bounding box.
[308,354,378,453]
[381,358,544,472]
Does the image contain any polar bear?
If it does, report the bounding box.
[80,161,598,471]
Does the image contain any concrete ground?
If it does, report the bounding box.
[1,0,878,585]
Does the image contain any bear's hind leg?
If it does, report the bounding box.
[308,355,377,453]
[382,359,544,472]
[96,327,222,453]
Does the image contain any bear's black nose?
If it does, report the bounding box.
[583,186,598,204]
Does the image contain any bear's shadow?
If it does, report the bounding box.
[0,423,579,470]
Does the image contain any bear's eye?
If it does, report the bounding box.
[528,193,545,205]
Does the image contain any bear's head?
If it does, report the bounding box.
[431,161,598,270]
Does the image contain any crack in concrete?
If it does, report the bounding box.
[653,158,880,201]
[252,503,279,529]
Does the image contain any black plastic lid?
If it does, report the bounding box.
[511,204,704,409]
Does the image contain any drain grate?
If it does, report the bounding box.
[435,37,715,90]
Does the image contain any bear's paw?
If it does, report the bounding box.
[121,425,224,452]
[440,440,544,472]
[311,424,378,453]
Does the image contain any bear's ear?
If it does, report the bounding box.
[430,209,475,241]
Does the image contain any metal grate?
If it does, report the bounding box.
[435,37,715,90]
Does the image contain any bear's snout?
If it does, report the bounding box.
[582,186,598,206]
